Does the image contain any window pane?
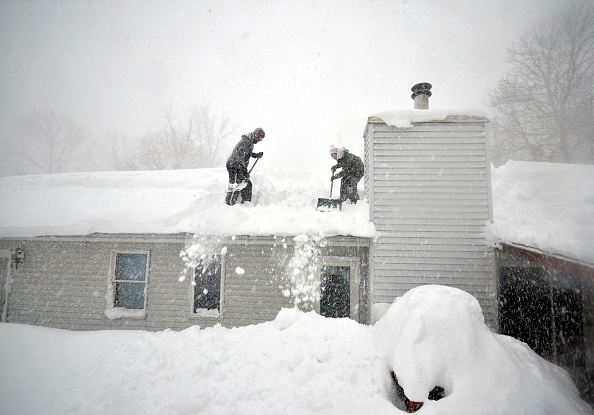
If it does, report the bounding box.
[115,282,145,309]
[115,253,147,281]
[194,256,221,311]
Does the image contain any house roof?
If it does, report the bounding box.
[1,160,591,266]
[369,108,491,128]
[0,168,376,239]
[488,161,594,266]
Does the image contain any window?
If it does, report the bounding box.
[106,251,149,319]
[192,255,222,318]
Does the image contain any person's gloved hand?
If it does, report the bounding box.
[331,175,336,181]
[254,152,264,158]
[331,165,337,173]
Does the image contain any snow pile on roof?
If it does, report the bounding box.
[372,108,490,128]
[0,168,375,238]
[1,285,591,414]
[1,160,592,264]
[489,161,594,264]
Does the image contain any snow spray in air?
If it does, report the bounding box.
[179,235,225,283]
[282,234,326,311]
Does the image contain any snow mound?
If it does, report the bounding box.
[374,285,592,414]
[0,285,592,414]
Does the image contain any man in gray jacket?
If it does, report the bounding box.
[225,127,265,205]
[330,144,364,204]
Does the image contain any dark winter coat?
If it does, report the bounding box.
[226,132,259,172]
[333,151,364,180]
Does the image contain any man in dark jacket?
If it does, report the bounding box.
[330,145,364,203]
[225,127,265,205]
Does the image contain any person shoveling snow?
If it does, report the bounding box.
[225,127,265,205]
[329,144,364,204]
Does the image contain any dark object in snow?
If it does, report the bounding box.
[389,371,444,413]
[225,129,264,205]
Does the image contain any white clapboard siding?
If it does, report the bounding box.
[0,234,370,330]
[365,116,497,330]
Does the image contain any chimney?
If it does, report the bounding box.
[411,83,432,109]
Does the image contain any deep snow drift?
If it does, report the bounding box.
[0,285,591,415]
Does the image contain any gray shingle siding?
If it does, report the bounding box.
[365,117,497,330]
[0,234,370,330]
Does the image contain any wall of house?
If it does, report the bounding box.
[364,116,497,330]
[0,234,370,331]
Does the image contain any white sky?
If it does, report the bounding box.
[0,0,568,174]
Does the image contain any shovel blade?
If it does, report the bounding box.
[316,198,342,211]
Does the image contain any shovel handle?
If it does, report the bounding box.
[330,177,334,197]
[248,157,260,174]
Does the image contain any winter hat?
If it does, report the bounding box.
[337,147,347,159]
[329,144,338,156]
[253,127,265,138]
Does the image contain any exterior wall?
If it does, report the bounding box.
[0,234,370,331]
[364,116,498,329]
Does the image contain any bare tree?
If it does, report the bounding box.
[190,103,240,168]
[124,103,239,170]
[488,1,594,165]
[93,131,134,171]
[10,109,93,174]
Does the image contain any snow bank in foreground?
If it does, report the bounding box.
[489,161,594,264]
[375,285,591,414]
[1,285,591,415]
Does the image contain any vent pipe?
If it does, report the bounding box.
[411,83,432,110]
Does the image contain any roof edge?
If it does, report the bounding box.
[498,242,594,280]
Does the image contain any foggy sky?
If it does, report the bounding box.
[0,0,568,175]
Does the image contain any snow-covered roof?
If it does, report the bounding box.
[370,108,491,128]
[0,168,375,239]
[488,161,594,265]
[1,161,592,265]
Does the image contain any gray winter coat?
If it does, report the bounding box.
[226,132,259,172]
[333,151,364,180]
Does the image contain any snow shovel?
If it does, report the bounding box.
[233,158,260,191]
[248,157,260,174]
[316,177,342,211]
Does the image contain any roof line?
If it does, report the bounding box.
[498,242,594,281]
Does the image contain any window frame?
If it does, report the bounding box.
[0,249,12,322]
[189,253,225,319]
[316,256,360,322]
[105,250,150,319]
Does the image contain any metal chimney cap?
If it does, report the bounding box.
[411,82,432,99]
